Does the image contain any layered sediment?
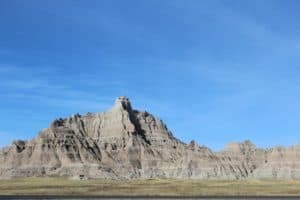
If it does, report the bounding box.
[1,96,300,179]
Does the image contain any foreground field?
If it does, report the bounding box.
[0,178,300,196]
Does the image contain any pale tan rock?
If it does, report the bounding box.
[1,97,300,179]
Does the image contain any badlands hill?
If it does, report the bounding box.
[1,96,300,179]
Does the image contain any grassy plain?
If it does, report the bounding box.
[0,178,300,196]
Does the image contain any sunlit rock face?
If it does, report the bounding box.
[1,97,300,179]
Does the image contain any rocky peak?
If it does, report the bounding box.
[3,96,300,180]
[223,140,256,152]
[113,96,132,111]
[188,140,199,150]
[12,140,27,153]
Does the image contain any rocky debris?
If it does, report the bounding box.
[1,96,300,179]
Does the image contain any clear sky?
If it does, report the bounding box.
[1,0,300,150]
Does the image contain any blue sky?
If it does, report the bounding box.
[1,0,300,150]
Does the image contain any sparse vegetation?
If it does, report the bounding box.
[1,178,300,196]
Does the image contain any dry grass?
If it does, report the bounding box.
[0,178,300,196]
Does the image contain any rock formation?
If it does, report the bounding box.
[1,96,300,179]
